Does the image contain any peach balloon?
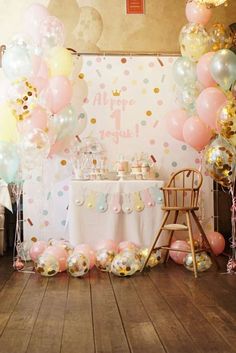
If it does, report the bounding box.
[206,231,225,256]
[166,109,188,141]
[197,52,217,88]
[74,244,95,269]
[29,241,47,262]
[43,76,73,114]
[118,241,139,253]
[183,116,213,151]
[196,87,227,129]
[30,55,49,92]
[96,239,117,252]
[44,245,68,272]
[169,240,190,265]
[185,1,212,25]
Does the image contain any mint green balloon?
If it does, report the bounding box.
[173,56,197,88]
[49,104,77,141]
[210,49,236,91]
[0,142,20,183]
[2,44,32,80]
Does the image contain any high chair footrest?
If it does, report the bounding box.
[162,224,188,231]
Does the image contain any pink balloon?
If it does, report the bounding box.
[118,241,139,253]
[23,4,49,42]
[96,239,118,252]
[74,244,95,269]
[29,241,47,262]
[185,1,212,25]
[166,109,188,141]
[183,116,213,151]
[197,52,217,88]
[196,87,227,129]
[42,76,73,114]
[30,55,49,92]
[45,245,68,272]
[169,240,190,265]
[206,231,225,256]
[29,106,48,130]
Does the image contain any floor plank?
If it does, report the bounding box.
[0,273,48,353]
[90,269,130,353]
[132,272,201,353]
[110,273,166,353]
[0,271,30,335]
[61,274,94,353]
[149,263,236,353]
[25,273,69,353]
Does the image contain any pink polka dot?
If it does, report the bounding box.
[124,70,130,75]
[168,58,174,63]
[157,100,163,106]
[96,57,102,62]
[84,97,89,103]
[100,83,105,89]
[149,139,156,145]
[163,142,169,147]
[28,198,33,204]
[64,148,70,154]
[44,221,49,227]
[149,62,155,67]
[63,185,69,191]
[121,86,127,91]
[195,158,200,164]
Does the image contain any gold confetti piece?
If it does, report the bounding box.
[78,73,84,79]
[90,118,96,124]
[146,111,152,116]
[61,160,67,166]
[153,87,160,94]
[31,236,38,242]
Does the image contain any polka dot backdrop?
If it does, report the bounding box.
[23,56,213,241]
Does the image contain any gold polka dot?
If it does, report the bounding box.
[78,73,84,79]
[31,236,37,242]
[92,159,97,165]
[146,110,152,116]
[90,118,96,124]
[154,87,160,94]
[61,160,67,166]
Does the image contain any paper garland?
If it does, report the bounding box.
[74,185,163,214]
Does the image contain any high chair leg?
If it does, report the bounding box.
[141,210,170,271]
[191,210,220,270]
[186,211,198,278]
[164,210,179,263]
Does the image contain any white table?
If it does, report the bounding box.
[69,179,166,248]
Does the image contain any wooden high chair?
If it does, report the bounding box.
[141,168,219,278]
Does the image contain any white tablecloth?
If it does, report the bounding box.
[68,179,166,248]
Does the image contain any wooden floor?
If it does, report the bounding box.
[0,255,235,353]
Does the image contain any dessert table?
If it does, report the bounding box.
[68,179,167,248]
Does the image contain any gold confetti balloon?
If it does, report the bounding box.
[217,99,236,147]
[95,248,116,272]
[67,253,90,277]
[209,23,233,51]
[184,251,212,272]
[9,79,38,121]
[195,0,228,8]
[204,135,236,188]
[138,248,162,269]
[35,253,59,277]
[179,23,210,62]
[111,250,141,277]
